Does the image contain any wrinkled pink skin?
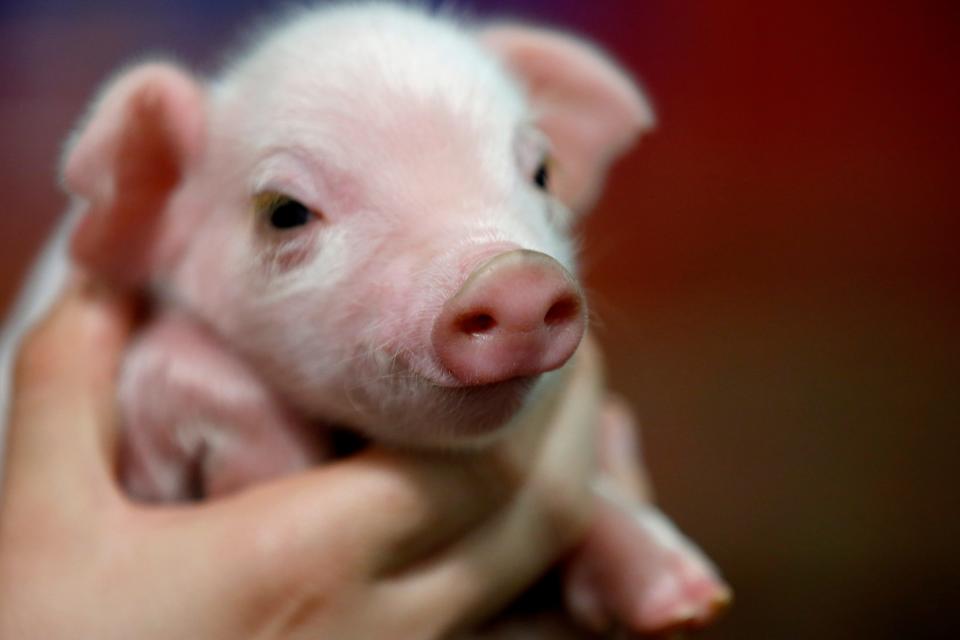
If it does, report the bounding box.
[61,4,729,635]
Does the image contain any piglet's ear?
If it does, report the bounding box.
[480,25,654,213]
[62,62,205,288]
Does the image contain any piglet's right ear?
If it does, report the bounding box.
[62,62,205,288]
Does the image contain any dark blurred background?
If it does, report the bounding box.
[1,1,957,638]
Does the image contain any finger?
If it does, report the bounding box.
[157,448,523,634]
[3,279,135,508]
[185,443,521,597]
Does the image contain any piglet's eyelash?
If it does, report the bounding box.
[253,191,304,214]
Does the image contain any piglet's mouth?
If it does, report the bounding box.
[431,375,539,438]
[448,374,538,396]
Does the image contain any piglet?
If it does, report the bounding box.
[1,3,729,636]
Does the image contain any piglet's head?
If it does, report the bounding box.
[62,7,653,447]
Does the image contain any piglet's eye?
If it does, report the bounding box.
[255,193,314,230]
[270,199,311,229]
[533,159,550,191]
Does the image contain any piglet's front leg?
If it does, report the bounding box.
[564,401,732,636]
[118,312,327,502]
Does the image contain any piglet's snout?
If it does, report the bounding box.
[432,250,586,386]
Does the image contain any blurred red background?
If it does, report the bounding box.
[1,2,957,637]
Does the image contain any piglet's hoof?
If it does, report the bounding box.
[564,481,731,636]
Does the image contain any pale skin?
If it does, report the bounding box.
[0,279,623,639]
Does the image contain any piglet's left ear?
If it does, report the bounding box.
[480,25,654,213]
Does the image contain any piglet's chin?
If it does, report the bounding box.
[432,375,540,440]
[350,368,542,449]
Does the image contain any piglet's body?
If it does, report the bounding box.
[4,3,729,635]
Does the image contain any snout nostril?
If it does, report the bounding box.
[458,313,497,335]
[544,297,580,326]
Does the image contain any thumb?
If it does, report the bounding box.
[2,278,135,512]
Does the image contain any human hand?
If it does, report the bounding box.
[0,279,604,639]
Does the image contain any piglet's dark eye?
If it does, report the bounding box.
[534,160,550,191]
[267,197,312,229]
